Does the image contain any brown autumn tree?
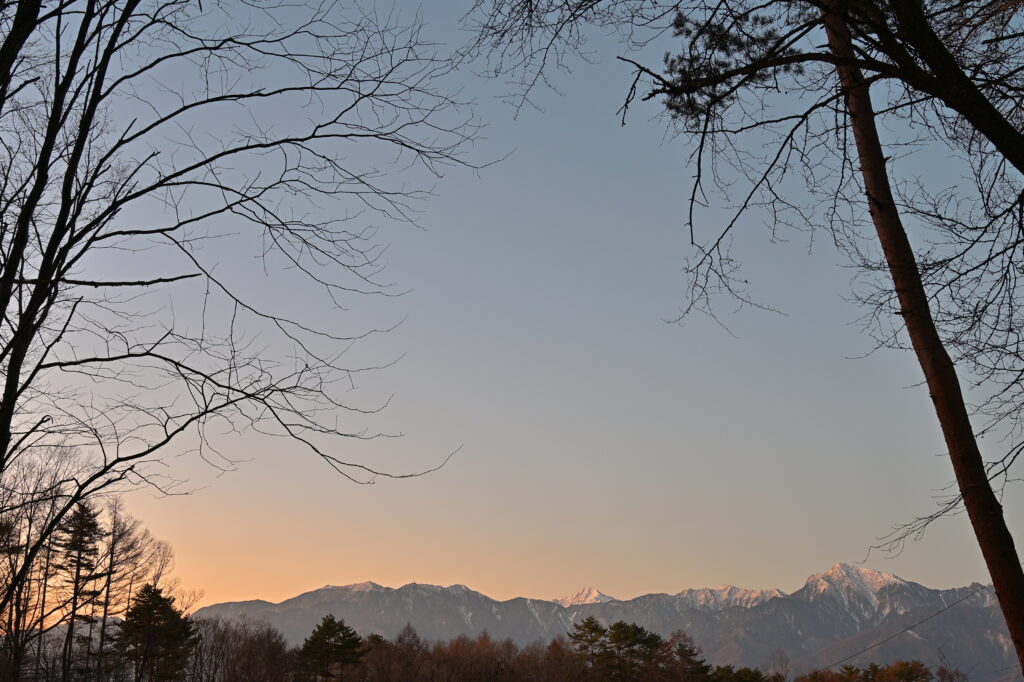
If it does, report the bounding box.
[467,0,1024,669]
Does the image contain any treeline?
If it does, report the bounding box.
[1,575,976,682]
[795,663,966,682]
[0,478,972,682]
[187,613,969,682]
[0,489,196,681]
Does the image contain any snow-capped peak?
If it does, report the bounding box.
[675,585,786,611]
[553,587,615,607]
[803,564,906,609]
[322,581,384,592]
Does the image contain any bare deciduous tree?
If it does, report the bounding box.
[0,0,471,617]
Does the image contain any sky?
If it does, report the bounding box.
[123,2,1021,608]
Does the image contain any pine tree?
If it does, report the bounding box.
[663,630,713,682]
[54,502,106,682]
[114,583,195,681]
[297,614,364,681]
[838,664,863,682]
[605,621,662,681]
[569,615,609,672]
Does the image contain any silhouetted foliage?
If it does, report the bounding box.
[296,614,364,681]
[186,617,292,682]
[248,619,965,682]
[570,616,609,671]
[114,583,196,681]
[663,630,714,682]
[465,0,1024,667]
[0,491,173,679]
[0,0,470,632]
[54,502,106,681]
[6,608,959,682]
[797,660,936,682]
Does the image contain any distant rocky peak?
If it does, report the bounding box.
[346,581,385,592]
[554,587,615,607]
[675,585,787,611]
[809,563,904,591]
[320,581,386,592]
[802,563,907,609]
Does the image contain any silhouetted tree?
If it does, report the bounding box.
[797,660,945,682]
[935,664,968,682]
[390,624,428,681]
[95,499,156,680]
[661,630,714,682]
[542,635,589,681]
[570,615,610,672]
[721,667,768,682]
[187,617,291,682]
[466,0,1024,665]
[0,449,75,678]
[881,661,933,682]
[605,621,663,680]
[55,502,106,681]
[114,583,196,682]
[0,0,470,617]
[297,614,364,682]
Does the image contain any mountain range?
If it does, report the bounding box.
[193,564,1017,676]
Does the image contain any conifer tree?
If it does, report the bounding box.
[605,621,662,681]
[663,630,714,682]
[114,583,195,681]
[297,614,364,681]
[54,502,106,682]
[569,615,609,672]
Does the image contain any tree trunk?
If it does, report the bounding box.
[822,3,1024,671]
[62,551,82,682]
[36,540,52,678]
[889,0,1024,175]
[96,513,120,682]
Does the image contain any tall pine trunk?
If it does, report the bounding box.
[61,551,82,682]
[96,551,114,681]
[35,539,52,679]
[822,3,1024,671]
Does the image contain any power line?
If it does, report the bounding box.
[973,664,1023,680]
[821,585,989,670]
[983,667,1024,679]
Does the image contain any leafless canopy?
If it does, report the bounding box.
[0,0,472,610]
[467,0,1024,527]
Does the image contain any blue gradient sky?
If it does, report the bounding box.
[126,3,1018,606]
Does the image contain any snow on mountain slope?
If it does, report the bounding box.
[802,563,905,609]
[553,587,616,607]
[192,565,1013,674]
[675,585,787,611]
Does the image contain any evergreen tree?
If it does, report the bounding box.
[838,664,863,682]
[605,621,662,681]
[663,631,713,682]
[114,583,195,681]
[297,614,364,681]
[713,665,768,682]
[54,502,106,681]
[568,615,609,672]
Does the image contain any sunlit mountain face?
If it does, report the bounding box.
[194,564,1012,674]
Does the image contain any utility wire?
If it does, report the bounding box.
[822,585,990,670]
[971,663,1024,681]
[986,672,1024,682]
